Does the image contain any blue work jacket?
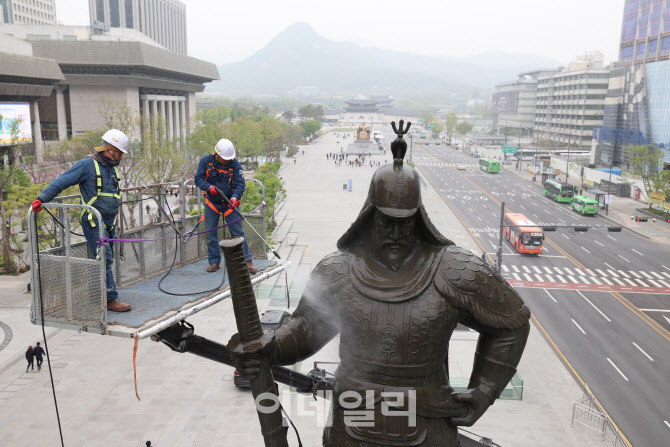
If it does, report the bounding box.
[38,156,121,219]
[194,154,245,209]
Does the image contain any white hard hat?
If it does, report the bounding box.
[215,138,235,160]
[101,129,129,153]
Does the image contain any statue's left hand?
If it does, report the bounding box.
[449,389,491,427]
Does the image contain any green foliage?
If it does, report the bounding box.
[624,144,666,206]
[240,161,284,237]
[455,122,474,135]
[445,112,458,134]
[298,105,324,120]
[299,120,321,137]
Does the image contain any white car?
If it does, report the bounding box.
[457,164,466,170]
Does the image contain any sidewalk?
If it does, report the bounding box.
[0,130,606,446]
[457,138,670,245]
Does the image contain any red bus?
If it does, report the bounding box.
[503,213,543,254]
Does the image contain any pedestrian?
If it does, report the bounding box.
[34,342,45,371]
[146,203,150,215]
[26,346,35,372]
[146,442,152,447]
[194,138,257,275]
[32,129,131,312]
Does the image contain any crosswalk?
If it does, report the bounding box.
[501,265,670,288]
[416,162,479,167]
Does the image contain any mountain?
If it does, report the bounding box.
[207,23,562,97]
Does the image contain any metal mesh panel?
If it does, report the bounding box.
[244,214,266,259]
[33,256,104,328]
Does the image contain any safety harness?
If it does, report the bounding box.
[79,159,122,230]
[201,156,238,220]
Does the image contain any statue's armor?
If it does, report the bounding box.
[278,245,529,447]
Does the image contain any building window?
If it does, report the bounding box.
[662,36,670,57]
[96,0,104,22]
[622,45,635,62]
[125,0,133,27]
[110,0,120,27]
[636,41,646,60]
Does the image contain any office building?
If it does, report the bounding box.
[0,0,56,25]
[593,0,670,167]
[88,0,187,54]
[492,69,558,138]
[535,52,610,148]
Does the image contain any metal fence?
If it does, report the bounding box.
[572,393,628,447]
[29,178,268,333]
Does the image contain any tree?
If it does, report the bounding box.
[282,110,295,123]
[299,120,321,137]
[431,122,444,138]
[445,112,458,134]
[624,144,665,208]
[455,122,474,135]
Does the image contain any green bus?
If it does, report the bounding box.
[544,179,577,203]
[420,131,427,138]
[479,158,501,173]
[571,195,599,215]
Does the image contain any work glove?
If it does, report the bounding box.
[230,198,239,209]
[208,186,218,196]
[32,199,43,213]
[449,389,492,427]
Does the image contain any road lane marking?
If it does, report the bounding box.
[604,262,616,270]
[648,279,662,287]
[618,255,630,263]
[571,319,586,334]
[562,234,570,239]
[659,280,670,287]
[650,272,664,279]
[631,249,644,256]
[596,269,607,277]
[632,342,654,361]
[577,290,611,322]
[512,265,520,272]
[546,274,555,282]
[544,289,557,303]
[535,274,544,282]
[601,277,613,285]
[524,273,533,281]
[607,235,617,241]
[502,265,509,272]
[543,267,553,274]
[512,273,521,280]
[662,265,670,272]
[634,279,650,287]
[581,247,591,253]
[557,275,566,283]
[662,271,670,279]
[564,267,574,276]
[606,358,629,381]
[568,275,578,283]
[553,267,563,274]
[617,270,629,278]
[629,271,642,279]
[607,269,619,277]
[623,278,637,286]
[477,216,482,221]
[611,278,626,286]
[594,240,604,247]
[585,269,595,276]
[639,271,653,279]
[665,421,670,430]
[580,276,591,284]
[533,266,541,273]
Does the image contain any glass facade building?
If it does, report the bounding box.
[594,0,670,168]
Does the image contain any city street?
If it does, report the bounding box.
[389,128,670,447]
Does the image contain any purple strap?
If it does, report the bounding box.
[99,201,266,246]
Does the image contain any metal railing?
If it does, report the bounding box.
[571,389,629,447]
[29,178,268,334]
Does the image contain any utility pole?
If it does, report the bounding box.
[496,201,505,273]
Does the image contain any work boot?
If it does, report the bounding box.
[247,260,258,275]
[107,299,131,312]
[207,263,220,273]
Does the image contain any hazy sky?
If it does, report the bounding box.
[55,0,625,65]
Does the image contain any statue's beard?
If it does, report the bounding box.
[377,242,409,272]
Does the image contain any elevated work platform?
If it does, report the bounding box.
[28,179,287,340]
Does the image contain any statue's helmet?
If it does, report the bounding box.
[368,161,421,218]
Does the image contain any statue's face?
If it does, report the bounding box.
[372,209,416,272]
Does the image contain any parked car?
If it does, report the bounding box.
[233,310,292,388]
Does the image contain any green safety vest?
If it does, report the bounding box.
[79,159,122,230]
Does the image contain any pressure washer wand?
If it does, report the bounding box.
[215,187,281,260]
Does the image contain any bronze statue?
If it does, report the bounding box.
[356,124,371,141]
[234,120,530,446]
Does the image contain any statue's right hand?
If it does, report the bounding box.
[233,353,262,381]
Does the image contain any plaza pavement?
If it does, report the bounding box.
[0,128,636,446]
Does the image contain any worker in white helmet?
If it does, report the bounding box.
[194,138,257,274]
[32,129,132,312]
